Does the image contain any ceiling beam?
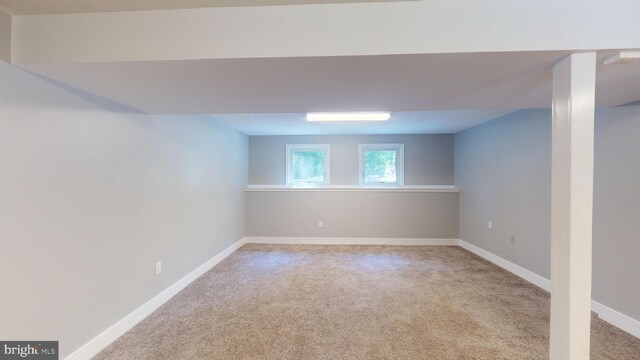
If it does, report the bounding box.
[9,0,640,65]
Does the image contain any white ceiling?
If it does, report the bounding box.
[0,0,412,15]
[22,51,640,113]
[18,50,640,135]
[212,110,515,135]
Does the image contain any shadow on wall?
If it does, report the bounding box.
[4,62,146,114]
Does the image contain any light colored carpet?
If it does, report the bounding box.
[94,244,640,359]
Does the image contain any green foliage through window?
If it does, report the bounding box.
[364,150,397,183]
[292,151,325,183]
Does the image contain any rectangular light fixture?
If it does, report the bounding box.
[306,112,391,122]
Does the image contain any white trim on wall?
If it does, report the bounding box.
[244,237,459,246]
[63,236,456,359]
[458,240,551,291]
[591,301,640,339]
[458,239,640,339]
[65,236,639,360]
[64,238,247,360]
[245,185,459,192]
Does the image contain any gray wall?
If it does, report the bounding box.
[0,62,248,358]
[455,110,552,278]
[247,191,459,239]
[248,134,457,239]
[455,107,640,322]
[250,134,454,185]
[592,106,640,322]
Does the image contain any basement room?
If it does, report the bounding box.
[1,1,639,359]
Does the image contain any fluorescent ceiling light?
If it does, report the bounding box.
[306,112,391,122]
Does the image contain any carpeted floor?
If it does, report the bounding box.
[94,244,640,359]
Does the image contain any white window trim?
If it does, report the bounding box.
[286,144,330,187]
[358,143,405,187]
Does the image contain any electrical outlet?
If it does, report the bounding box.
[509,235,516,244]
[488,221,493,230]
[318,221,324,228]
[155,261,162,275]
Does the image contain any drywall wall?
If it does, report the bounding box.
[0,61,248,358]
[247,191,459,239]
[455,107,640,324]
[0,9,10,62]
[455,110,552,277]
[250,134,454,186]
[10,1,640,64]
[592,106,640,323]
[247,134,456,239]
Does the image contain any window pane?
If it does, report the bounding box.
[292,150,325,183]
[364,150,397,183]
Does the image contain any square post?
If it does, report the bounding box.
[550,52,597,360]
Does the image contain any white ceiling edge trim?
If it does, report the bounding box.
[10,0,640,64]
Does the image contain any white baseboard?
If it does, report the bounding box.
[458,240,551,291]
[64,238,246,360]
[243,236,459,246]
[64,236,451,359]
[458,239,640,340]
[65,236,638,360]
[592,301,640,339]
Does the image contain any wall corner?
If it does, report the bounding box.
[0,9,11,63]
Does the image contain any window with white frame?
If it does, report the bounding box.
[359,144,404,187]
[286,144,330,187]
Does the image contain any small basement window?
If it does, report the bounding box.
[286,144,330,187]
[359,144,404,187]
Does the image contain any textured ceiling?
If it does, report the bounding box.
[0,0,414,15]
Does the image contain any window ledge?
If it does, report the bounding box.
[245,185,459,193]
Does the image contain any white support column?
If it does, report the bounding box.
[550,52,596,360]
